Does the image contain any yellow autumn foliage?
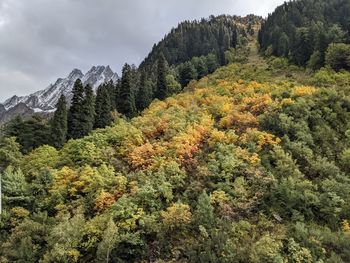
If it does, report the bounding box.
[292,86,317,97]
[161,203,192,229]
[342,220,350,233]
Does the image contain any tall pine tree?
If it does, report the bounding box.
[155,52,168,100]
[179,61,198,87]
[115,78,122,113]
[67,79,85,139]
[119,63,136,118]
[50,94,67,148]
[81,84,95,135]
[106,80,116,111]
[136,71,153,111]
[94,84,112,129]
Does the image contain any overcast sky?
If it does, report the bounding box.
[0,0,284,101]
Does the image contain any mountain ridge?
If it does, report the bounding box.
[1,65,119,112]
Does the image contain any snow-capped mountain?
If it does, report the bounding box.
[2,65,119,112]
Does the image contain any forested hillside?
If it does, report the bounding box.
[1,37,350,261]
[259,0,350,69]
[1,2,350,262]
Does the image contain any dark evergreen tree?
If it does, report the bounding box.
[4,114,50,154]
[50,94,67,148]
[155,52,168,100]
[192,56,208,79]
[136,71,153,111]
[4,115,23,138]
[119,63,136,118]
[94,84,112,129]
[179,61,198,87]
[325,43,350,71]
[106,80,116,111]
[290,28,313,66]
[81,84,95,135]
[218,24,229,65]
[115,78,122,113]
[67,79,85,139]
[206,53,220,74]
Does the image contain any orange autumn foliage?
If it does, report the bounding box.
[220,111,258,131]
[172,115,214,162]
[241,94,273,114]
[94,191,116,213]
[128,142,165,170]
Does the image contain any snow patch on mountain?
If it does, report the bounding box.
[2,66,119,111]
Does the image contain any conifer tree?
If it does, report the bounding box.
[81,84,95,135]
[4,115,23,138]
[115,78,122,113]
[218,24,227,66]
[50,94,67,148]
[136,71,152,111]
[94,84,112,129]
[195,57,209,79]
[18,115,50,153]
[106,80,116,111]
[206,53,219,74]
[4,114,50,153]
[2,166,31,208]
[155,52,168,100]
[179,61,198,87]
[67,79,85,139]
[119,63,136,118]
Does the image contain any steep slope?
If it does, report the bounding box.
[2,65,119,112]
[1,43,350,262]
[140,15,262,70]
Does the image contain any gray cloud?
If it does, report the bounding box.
[0,0,284,101]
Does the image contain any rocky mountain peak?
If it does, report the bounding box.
[68,68,84,80]
[2,65,119,114]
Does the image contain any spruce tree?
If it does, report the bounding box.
[155,52,168,100]
[2,166,31,208]
[81,84,95,135]
[50,94,67,148]
[136,71,152,111]
[115,78,122,113]
[18,115,50,153]
[119,63,136,118]
[94,84,112,129]
[206,53,219,74]
[67,79,85,139]
[196,57,209,79]
[105,80,116,111]
[4,115,23,137]
[179,61,198,87]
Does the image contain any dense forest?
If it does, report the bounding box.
[259,0,350,69]
[1,1,350,262]
[140,15,239,68]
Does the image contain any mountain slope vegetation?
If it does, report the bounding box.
[259,0,350,69]
[1,38,350,261]
[1,1,350,261]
